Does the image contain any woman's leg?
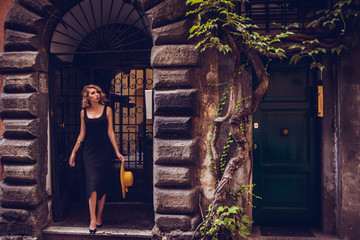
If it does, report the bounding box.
[96,194,106,226]
[89,191,97,230]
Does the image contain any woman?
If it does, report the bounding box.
[69,84,124,234]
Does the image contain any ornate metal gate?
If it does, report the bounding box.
[108,68,153,202]
[50,65,153,220]
[49,0,153,221]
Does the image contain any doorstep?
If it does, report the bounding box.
[248,226,341,240]
[42,226,152,240]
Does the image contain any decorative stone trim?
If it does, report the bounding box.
[4,29,39,52]
[3,73,39,93]
[0,183,41,208]
[1,209,31,222]
[0,202,48,237]
[3,119,39,139]
[154,116,193,138]
[3,164,39,184]
[0,139,39,164]
[18,0,53,17]
[151,45,200,67]
[152,19,195,45]
[145,0,189,28]
[153,68,196,89]
[4,4,43,34]
[154,188,198,214]
[155,214,200,231]
[0,93,39,118]
[138,0,163,12]
[0,52,46,72]
[153,138,198,165]
[154,165,193,187]
[154,89,198,116]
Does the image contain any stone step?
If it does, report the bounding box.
[42,226,152,240]
[248,227,341,240]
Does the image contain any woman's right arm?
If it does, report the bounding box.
[69,109,86,167]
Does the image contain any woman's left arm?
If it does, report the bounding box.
[107,106,125,163]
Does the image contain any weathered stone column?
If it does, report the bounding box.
[147,1,202,238]
[0,1,51,238]
[0,55,49,238]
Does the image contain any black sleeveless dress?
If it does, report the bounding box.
[83,105,113,200]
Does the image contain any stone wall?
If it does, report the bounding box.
[1,1,359,240]
[0,0,205,239]
[0,0,14,197]
[321,55,339,235]
[147,1,203,238]
[338,45,360,240]
[0,0,51,238]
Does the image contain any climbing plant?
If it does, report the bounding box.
[186,0,360,239]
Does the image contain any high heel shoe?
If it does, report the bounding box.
[89,228,97,234]
[96,224,103,228]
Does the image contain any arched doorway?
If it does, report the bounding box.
[1,0,203,238]
[49,0,154,222]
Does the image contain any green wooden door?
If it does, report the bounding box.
[253,62,320,226]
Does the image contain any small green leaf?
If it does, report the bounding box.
[186,0,203,5]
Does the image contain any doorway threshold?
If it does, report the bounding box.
[43,202,154,240]
[249,226,341,240]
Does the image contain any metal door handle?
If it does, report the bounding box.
[281,128,289,136]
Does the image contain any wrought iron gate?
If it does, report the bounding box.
[49,0,153,222]
[108,68,153,202]
[51,65,153,218]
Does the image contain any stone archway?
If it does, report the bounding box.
[0,0,201,239]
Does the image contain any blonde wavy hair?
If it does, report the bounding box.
[81,84,108,108]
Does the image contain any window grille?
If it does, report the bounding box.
[240,0,326,32]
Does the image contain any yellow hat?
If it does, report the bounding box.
[120,163,133,199]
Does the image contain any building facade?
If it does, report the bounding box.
[0,0,359,240]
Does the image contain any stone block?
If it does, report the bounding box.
[1,209,30,222]
[151,45,200,67]
[166,230,198,240]
[0,236,37,240]
[0,183,41,208]
[3,165,38,184]
[0,93,38,118]
[154,188,198,214]
[155,214,192,231]
[153,68,195,89]
[19,0,53,17]
[146,0,189,28]
[5,4,43,34]
[154,89,197,116]
[0,139,39,164]
[154,138,198,165]
[3,73,38,93]
[152,19,194,45]
[138,0,163,11]
[0,217,8,236]
[3,119,39,139]
[154,116,192,138]
[0,51,46,73]
[8,222,34,236]
[154,166,193,187]
[4,186,41,209]
[4,30,39,52]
